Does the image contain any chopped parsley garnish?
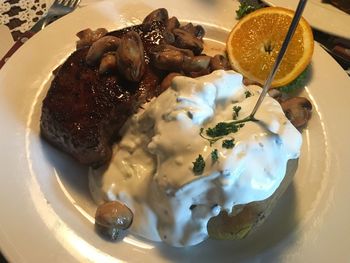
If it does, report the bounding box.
[236,0,261,20]
[199,116,254,146]
[233,106,242,119]
[192,154,205,175]
[233,106,241,115]
[211,149,219,163]
[245,90,252,98]
[222,139,235,149]
[206,122,239,138]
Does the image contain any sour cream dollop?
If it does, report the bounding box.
[89,70,302,247]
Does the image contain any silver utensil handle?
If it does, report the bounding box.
[30,16,49,33]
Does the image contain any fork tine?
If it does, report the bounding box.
[60,0,69,5]
[31,0,79,32]
[61,0,77,8]
[52,0,62,5]
[69,0,81,8]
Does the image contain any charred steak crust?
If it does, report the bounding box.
[40,22,167,167]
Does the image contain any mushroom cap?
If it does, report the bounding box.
[280,97,312,128]
[95,201,133,230]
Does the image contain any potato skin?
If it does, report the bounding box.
[207,159,298,240]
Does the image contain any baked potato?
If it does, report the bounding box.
[207,159,298,239]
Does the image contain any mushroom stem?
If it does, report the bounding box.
[86,36,121,66]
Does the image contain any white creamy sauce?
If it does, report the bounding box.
[89,70,302,247]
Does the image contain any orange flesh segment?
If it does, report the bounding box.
[227,7,314,87]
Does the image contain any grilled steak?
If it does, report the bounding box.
[40,22,167,167]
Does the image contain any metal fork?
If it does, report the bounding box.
[248,0,308,119]
[31,0,81,33]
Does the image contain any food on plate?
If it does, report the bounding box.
[40,7,313,246]
[95,200,133,240]
[40,9,229,168]
[279,66,310,93]
[207,158,296,239]
[280,97,312,128]
[235,0,262,19]
[227,7,314,88]
[89,70,302,246]
[76,28,109,49]
[40,22,168,167]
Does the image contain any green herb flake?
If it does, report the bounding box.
[233,106,242,119]
[279,66,310,93]
[211,149,219,163]
[236,2,255,19]
[233,106,241,115]
[236,0,261,20]
[222,139,235,149]
[245,91,252,98]
[199,117,254,146]
[206,122,239,138]
[192,154,205,175]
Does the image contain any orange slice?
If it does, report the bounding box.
[227,7,314,87]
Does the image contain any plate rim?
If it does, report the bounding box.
[263,0,350,40]
[1,0,350,262]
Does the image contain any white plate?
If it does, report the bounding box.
[263,0,350,39]
[1,0,350,262]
